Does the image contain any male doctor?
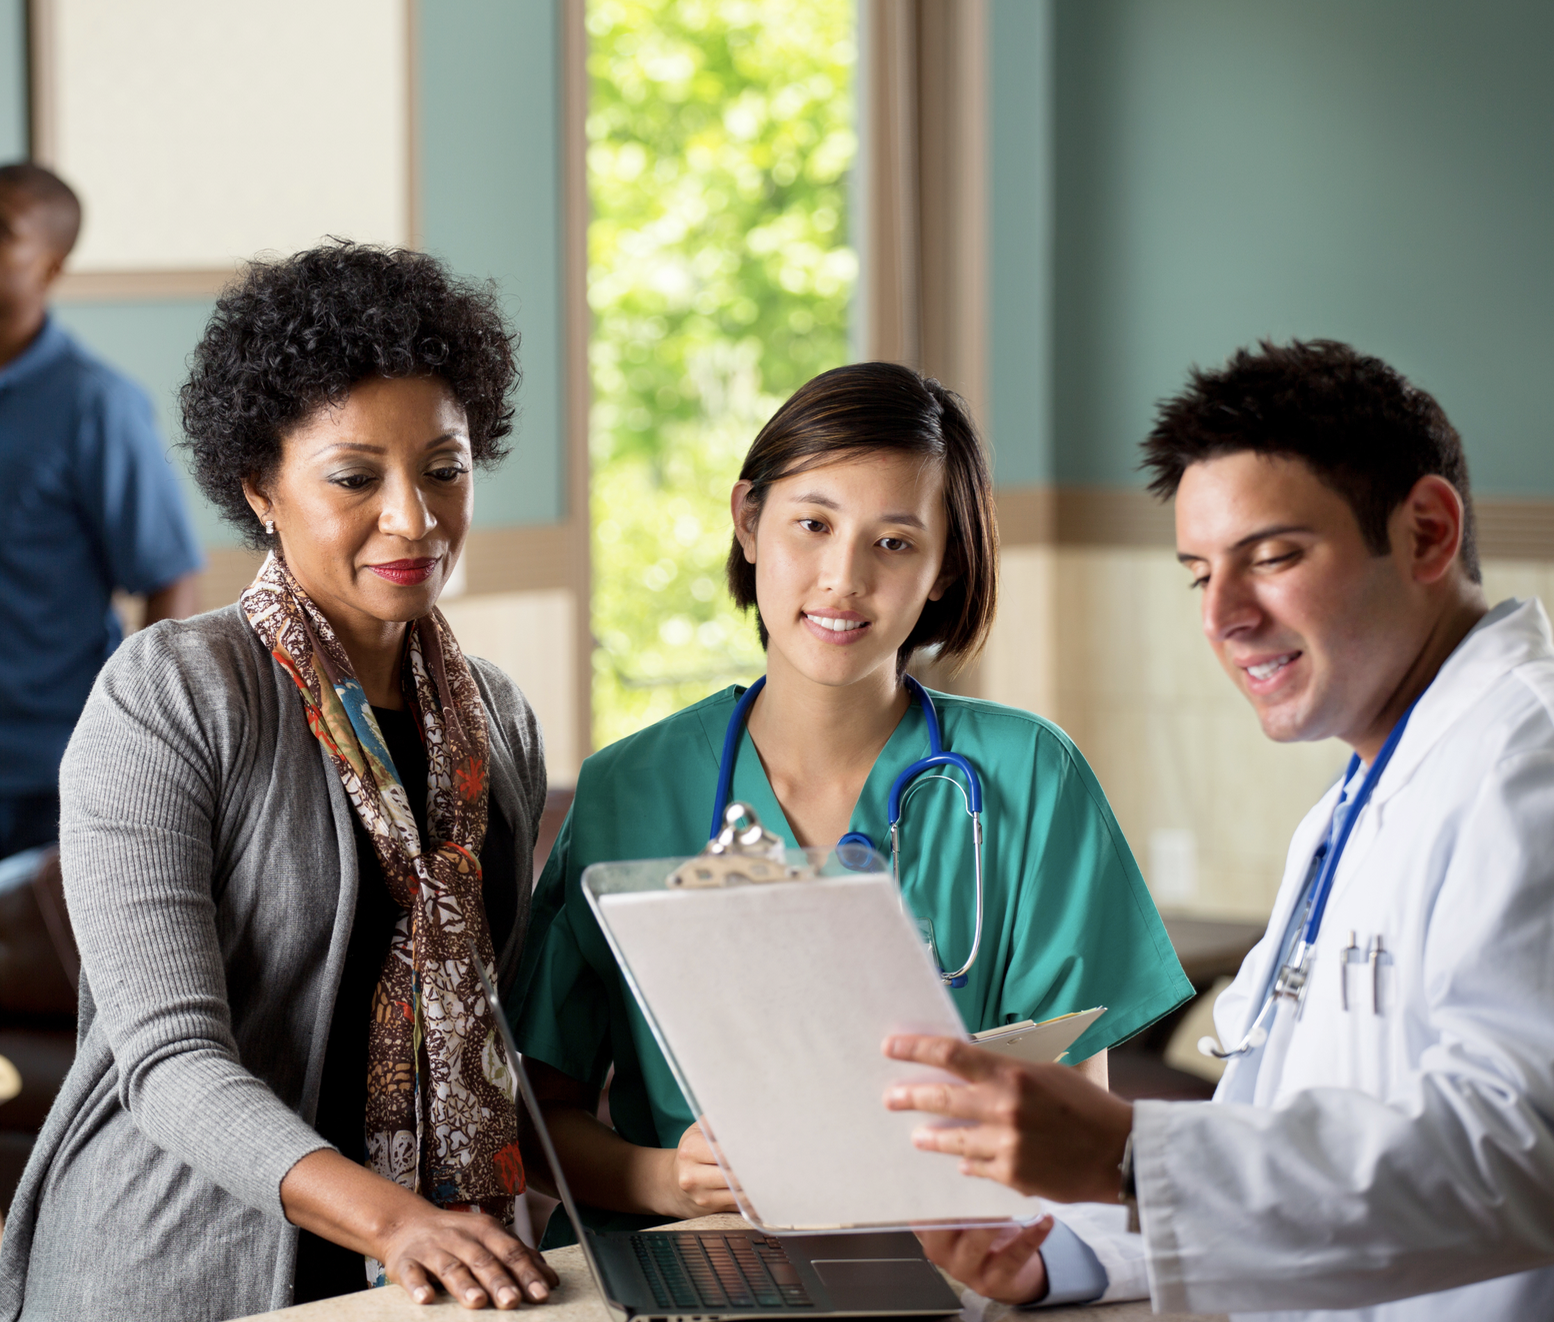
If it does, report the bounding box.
[883,340,1554,1318]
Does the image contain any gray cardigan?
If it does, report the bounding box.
[0,606,546,1321]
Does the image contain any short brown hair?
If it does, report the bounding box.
[1142,339,1480,583]
[726,361,998,675]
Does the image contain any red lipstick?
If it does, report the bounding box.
[368,558,438,586]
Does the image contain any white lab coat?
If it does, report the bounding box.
[1060,598,1554,1320]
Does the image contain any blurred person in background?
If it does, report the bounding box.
[0,162,201,861]
[0,244,556,1318]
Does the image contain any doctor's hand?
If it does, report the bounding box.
[662,1118,741,1217]
[882,1035,1133,1204]
[915,1217,1055,1305]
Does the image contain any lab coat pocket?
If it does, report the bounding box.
[1345,935,1395,1100]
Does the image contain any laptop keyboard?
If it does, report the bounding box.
[632,1232,815,1311]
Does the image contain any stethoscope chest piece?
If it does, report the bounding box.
[835,831,876,871]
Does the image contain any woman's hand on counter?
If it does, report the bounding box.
[281,1148,559,1309]
[378,1200,558,1309]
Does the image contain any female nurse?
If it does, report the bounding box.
[514,362,1191,1245]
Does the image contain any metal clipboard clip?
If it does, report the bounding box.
[666,801,816,888]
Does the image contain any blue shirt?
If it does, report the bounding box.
[0,317,203,794]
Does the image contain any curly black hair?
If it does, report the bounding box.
[180,241,519,546]
[1141,338,1480,583]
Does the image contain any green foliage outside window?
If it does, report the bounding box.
[587,0,857,750]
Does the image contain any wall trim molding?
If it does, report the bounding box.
[997,485,1554,559]
[1473,500,1554,561]
[52,268,238,301]
[993,485,1055,545]
[996,485,1175,548]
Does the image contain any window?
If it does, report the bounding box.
[587,0,858,746]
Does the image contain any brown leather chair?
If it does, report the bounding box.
[0,848,80,1210]
[532,787,573,884]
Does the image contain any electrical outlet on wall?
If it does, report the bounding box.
[1149,827,1199,907]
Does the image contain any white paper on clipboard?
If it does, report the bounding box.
[589,866,1042,1232]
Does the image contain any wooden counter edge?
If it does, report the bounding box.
[234,1214,1226,1321]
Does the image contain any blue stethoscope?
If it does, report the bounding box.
[1205,693,1421,1059]
[710,674,986,987]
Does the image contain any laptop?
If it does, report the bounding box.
[473,954,963,1321]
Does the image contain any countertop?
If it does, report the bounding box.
[236,1216,1224,1322]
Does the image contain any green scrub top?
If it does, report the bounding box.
[513,685,1191,1243]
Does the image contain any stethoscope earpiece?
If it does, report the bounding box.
[1199,1025,1266,1061]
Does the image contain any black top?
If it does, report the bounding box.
[293,705,519,1302]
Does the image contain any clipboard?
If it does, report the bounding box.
[972,1007,1107,1065]
[582,808,1044,1233]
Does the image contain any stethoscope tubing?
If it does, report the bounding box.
[710,674,986,986]
[710,676,768,843]
[1293,692,1421,963]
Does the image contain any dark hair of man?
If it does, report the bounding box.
[180,241,518,548]
[726,361,999,675]
[0,161,82,255]
[1141,339,1481,583]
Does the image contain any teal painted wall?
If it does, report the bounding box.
[987,0,1054,488]
[0,0,24,160]
[52,300,227,543]
[420,0,565,530]
[991,0,1554,497]
[3,0,567,548]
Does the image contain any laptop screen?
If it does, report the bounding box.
[470,945,617,1304]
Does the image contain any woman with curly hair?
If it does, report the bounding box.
[0,244,558,1318]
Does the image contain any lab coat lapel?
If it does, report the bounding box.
[1368,598,1549,810]
[1319,602,1548,921]
[1250,789,1338,1023]
[1216,786,1341,1103]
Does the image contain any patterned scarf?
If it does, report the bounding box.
[241,553,524,1264]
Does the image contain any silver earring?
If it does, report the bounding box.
[264,519,276,536]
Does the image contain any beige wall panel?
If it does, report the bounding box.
[439,589,580,786]
[45,0,409,272]
[1481,562,1554,614]
[981,545,1057,719]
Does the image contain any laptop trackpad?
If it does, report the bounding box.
[812,1258,955,1312]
